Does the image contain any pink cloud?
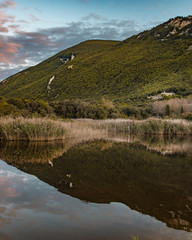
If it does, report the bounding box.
[0,26,8,32]
[0,1,18,34]
[8,24,20,31]
[0,40,23,63]
[4,187,18,197]
[0,0,17,9]
[0,10,15,30]
[0,177,19,198]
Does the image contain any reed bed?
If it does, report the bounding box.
[0,117,192,141]
[0,117,107,141]
[92,118,192,136]
[0,118,66,141]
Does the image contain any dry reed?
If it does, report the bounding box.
[0,117,192,142]
[0,118,66,141]
[0,117,108,141]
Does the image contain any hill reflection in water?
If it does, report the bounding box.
[0,135,192,234]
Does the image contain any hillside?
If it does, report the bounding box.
[1,16,192,105]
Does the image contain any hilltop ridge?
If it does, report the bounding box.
[136,15,192,40]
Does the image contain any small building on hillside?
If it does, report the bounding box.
[147,91,175,100]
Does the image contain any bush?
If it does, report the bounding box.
[181,112,192,121]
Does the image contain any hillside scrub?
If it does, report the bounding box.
[0,97,123,119]
[0,96,153,120]
[1,95,192,121]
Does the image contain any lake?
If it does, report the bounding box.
[0,135,192,240]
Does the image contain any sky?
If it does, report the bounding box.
[1,0,192,80]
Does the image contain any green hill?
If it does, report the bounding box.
[1,16,192,105]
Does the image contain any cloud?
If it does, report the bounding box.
[82,13,106,21]
[0,37,23,63]
[0,1,18,34]
[0,26,8,32]
[0,0,17,9]
[30,14,39,22]
[0,14,146,80]
[7,24,20,31]
[0,177,19,198]
[0,11,15,27]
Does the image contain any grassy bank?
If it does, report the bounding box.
[94,118,192,136]
[134,119,192,136]
[0,118,66,141]
[0,117,192,141]
[0,117,107,141]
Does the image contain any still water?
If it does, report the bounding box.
[0,136,192,240]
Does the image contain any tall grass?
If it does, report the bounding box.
[134,119,192,136]
[0,117,192,141]
[94,118,192,136]
[0,117,107,141]
[0,118,66,141]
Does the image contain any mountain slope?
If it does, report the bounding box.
[1,16,192,103]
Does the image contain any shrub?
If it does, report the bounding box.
[181,112,192,121]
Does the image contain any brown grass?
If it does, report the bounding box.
[0,117,108,141]
[0,117,192,142]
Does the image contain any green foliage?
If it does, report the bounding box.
[165,104,170,116]
[181,112,192,121]
[0,97,53,118]
[49,99,120,119]
[131,236,139,240]
[180,105,184,114]
[0,97,122,119]
[121,105,152,119]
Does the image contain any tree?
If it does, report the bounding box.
[180,105,184,115]
[165,104,170,117]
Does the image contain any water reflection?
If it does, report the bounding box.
[136,135,192,156]
[0,137,192,237]
[107,132,192,156]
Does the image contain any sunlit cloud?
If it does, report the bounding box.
[0,0,18,35]
[0,26,8,32]
[0,38,23,63]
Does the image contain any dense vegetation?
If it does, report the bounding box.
[0,95,192,120]
[0,96,122,119]
[1,16,192,107]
